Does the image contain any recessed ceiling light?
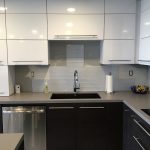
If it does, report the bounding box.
[67,7,76,13]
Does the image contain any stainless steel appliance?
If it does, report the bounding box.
[2,106,46,150]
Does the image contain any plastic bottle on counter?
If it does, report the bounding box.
[105,72,113,94]
[44,80,49,94]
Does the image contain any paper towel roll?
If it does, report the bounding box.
[105,74,113,93]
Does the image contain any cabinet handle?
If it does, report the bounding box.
[133,119,150,137]
[54,35,99,39]
[79,107,105,109]
[124,109,129,112]
[109,60,131,61]
[133,136,145,150]
[138,60,150,62]
[49,107,74,110]
[12,61,43,62]
[0,92,4,94]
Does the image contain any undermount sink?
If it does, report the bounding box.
[50,93,101,99]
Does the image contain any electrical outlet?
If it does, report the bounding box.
[31,71,34,78]
[129,70,134,77]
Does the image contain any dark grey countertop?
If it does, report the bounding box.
[0,91,150,125]
[0,133,24,150]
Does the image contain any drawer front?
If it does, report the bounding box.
[132,115,150,150]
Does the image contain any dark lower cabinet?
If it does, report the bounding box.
[46,104,76,150]
[107,103,123,150]
[123,104,150,150]
[77,103,108,150]
[46,102,123,150]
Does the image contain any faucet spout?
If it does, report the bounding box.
[73,70,80,93]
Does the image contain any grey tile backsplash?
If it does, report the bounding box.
[15,65,148,92]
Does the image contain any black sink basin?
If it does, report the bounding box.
[50,93,101,99]
[141,109,150,116]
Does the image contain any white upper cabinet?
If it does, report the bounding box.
[141,0,150,12]
[0,66,9,96]
[0,66,15,96]
[138,38,150,65]
[5,0,46,13]
[101,40,135,64]
[47,0,104,14]
[0,40,7,65]
[48,14,104,39]
[0,0,5,13]
[105,0,136,13]
[105,14,136,39]
[140,9,150,38]
[8,40,48,65]
[0,14,6,39]
[6,14,47,39]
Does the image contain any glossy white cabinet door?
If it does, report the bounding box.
[139,38,150,65]
[8,40,48,65]
[0,14,6,39]
[101,40,135,64]
[47,0,104,14]
[141,0,150,12]
[48,14,104,39]
[0,66,15,96]
[105,0,136,13]
[105,14,136,39]
[6,14,47,39]
[140,9,150,38]
[5,0,46,13]
[0,40,7,65]
[0,0,5,13]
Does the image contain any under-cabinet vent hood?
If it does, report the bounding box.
[53,35,100,40]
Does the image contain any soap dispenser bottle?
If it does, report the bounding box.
[44,80,49,93]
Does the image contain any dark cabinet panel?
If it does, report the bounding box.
[46,105,76,150]
[77,104,108,150]
[107,103,123,150]
[46,102,123,150]
[123,105,133,150]
[123,104,150,150]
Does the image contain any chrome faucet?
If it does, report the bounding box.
[74,70,80,92]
